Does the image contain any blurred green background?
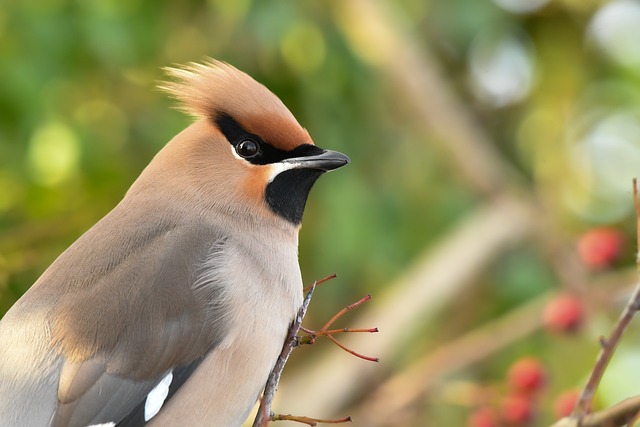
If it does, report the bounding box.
[2,0,640,426]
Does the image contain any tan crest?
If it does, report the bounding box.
[160,60,312,151]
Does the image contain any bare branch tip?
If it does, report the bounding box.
[304,274,337,292]
[317,273,337,285]
[598,336,608,348]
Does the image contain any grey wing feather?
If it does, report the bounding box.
[53,362,158,427]
[116,358,205,427]
[51,316,216,427]
[0,206,230,427]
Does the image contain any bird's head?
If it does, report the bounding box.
[135,60,349,230]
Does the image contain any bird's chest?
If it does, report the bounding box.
[150,237,303,426]
[199,236,304,350]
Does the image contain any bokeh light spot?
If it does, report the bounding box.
[469,30,535,107]
[27,121,80,187]
[564,110,640,222]
[588,0,640,70]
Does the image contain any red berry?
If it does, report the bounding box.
[554,390,579,419]
[543,294,584,334]
[577,228,623,269]
[468,407,498,427]
[500,394,534,425]
[507,357,546,393]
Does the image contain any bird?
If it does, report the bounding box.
[0,60,349,427]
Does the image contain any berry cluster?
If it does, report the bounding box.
[467,227,623,426]
[467,358,579,426]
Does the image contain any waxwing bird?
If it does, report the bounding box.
[0,60,349,427]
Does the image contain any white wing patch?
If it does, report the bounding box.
[87,423,116,427]
[144,371,174,422]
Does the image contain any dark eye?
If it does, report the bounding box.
[236,139,259,158]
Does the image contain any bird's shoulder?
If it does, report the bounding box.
[44,212,235,426]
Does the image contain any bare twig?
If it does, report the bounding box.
[297,327,378,346]
[270,414,352,426]
[300,294,379,362]
[252,284,316,427]
[324,334,379,363]
[552,395,640,427]
[320,295,372,332]
[300,327,379,337]
[303,274,337,293]
[571,179,640,418]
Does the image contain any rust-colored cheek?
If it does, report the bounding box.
[240,166,273,212]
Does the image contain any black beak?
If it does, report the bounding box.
[281,149,350,172]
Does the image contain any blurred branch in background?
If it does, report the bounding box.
[329,0,521,197]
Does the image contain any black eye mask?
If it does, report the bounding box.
[214,112,324,166]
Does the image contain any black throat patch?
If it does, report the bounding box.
[213,111,326,225]
[265,169,324,225]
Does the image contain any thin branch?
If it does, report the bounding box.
[252,284,316,427]
[571,179,640,418]
[325,334,380,363]
[316,327,379,336]
[300,294,379,362]
[552,395,640,427]
[303,274,337,293]
[320,295,372,332]
[297,327,378,346]
[271,414,352,426]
